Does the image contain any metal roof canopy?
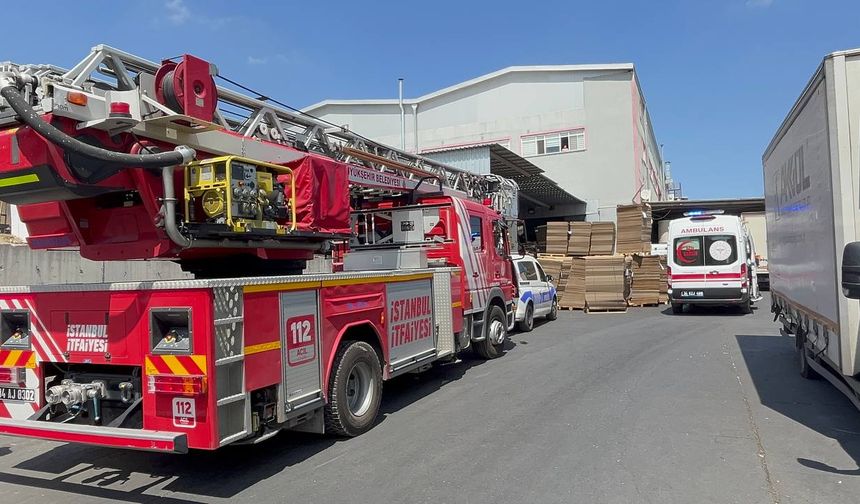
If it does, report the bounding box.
[424,143,583,208]
[649,198,764,221]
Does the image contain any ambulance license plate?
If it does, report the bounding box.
[0,387,35,402]
[680,290,704,298]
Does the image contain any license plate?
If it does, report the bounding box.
[680,290,704,298]
[0,387,35,402]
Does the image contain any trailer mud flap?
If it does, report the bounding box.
[0,418,188,453]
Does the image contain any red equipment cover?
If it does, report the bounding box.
[283,154,350,235]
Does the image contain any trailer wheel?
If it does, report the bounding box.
[517,303,535,332]
[671,303,683,314]
[546,296,559,321]
[798,339,820,380]
[324,340,383,436]
[475,305,507,359]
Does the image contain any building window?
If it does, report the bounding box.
[521,129,585,157]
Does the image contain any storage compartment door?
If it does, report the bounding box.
[387,279,436,372]
[280,290,323,412]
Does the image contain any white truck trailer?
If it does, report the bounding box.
[765,48,860,407]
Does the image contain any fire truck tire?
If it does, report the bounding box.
[475,305,507,359]
[517,303,535,332]
[324,340,383,437]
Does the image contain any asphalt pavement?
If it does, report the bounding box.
[1,294,859,503]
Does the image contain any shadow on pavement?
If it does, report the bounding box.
[661,304,754,317]
[736,333,860,476]
[0,353,493,502]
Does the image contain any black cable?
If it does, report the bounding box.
[215,74,383,147]
[0,85,194,168]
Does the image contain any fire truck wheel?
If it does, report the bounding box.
[325,340,383,437]
[517,303,535,332]
[475,305,507,359]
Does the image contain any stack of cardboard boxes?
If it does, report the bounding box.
[529,203,666,314]
[584,255,628,312]
[626,254,664,306]
[616,204,653,254]
[588,222,616,255]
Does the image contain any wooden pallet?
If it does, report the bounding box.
[584,306,628,314]
[627,302,661,308]
[537,253,568,258]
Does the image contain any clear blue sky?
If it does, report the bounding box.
[3,0,859,199]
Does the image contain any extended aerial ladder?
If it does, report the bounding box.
[0,45,519,277]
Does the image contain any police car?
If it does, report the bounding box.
[512,254,558,331]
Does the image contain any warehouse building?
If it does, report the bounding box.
[304,63,668,222]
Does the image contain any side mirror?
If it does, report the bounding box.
[842,242,860,299]
[546,275,554,283]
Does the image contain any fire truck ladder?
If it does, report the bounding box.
[0,45,519,216]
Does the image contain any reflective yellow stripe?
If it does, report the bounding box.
[190,355,207,374]
[320,273,433,288]
[244,281,320,294]
[245,341,281,356]
[3,350,21,367]
[0,174,39,188]
[144,356,159,376]
[451,301,462,308]
[160,355,188,375]
[24,352,36,369]
[245,273,434,293]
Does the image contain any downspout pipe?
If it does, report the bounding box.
[398,78,405,151]
[411,103,419,153]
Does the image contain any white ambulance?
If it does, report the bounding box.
[667,211,759,314]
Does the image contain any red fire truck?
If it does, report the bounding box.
[0,46,518,452]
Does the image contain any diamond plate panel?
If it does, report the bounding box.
[213,286,242,320]
[433,270,455,358]
[215,321,243,361]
